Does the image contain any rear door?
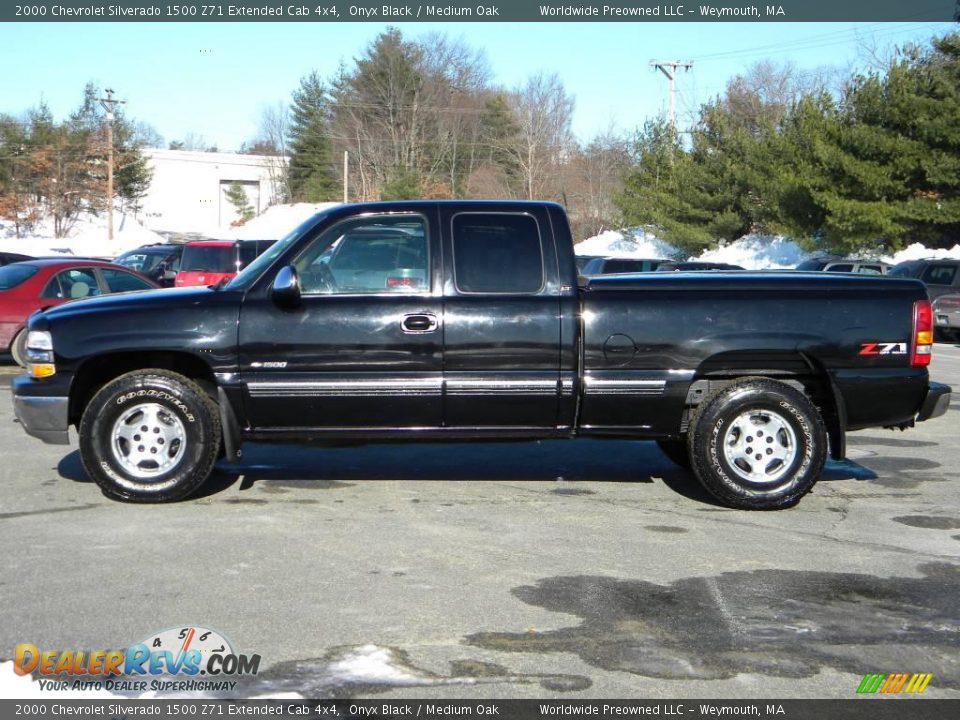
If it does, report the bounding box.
[238,210,443,430]
[438,206,563,430]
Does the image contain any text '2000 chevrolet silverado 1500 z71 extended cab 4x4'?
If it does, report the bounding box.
[11,201,952,509]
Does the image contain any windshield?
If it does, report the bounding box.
[116,250,168,274]
[224,214,329,291]
[0,264,39,290]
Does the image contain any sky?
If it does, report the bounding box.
[0,20,955,152]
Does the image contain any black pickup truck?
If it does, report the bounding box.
[11,201,951,509]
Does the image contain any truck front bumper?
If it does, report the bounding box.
[917,382,951,422]
[11,375,70,445]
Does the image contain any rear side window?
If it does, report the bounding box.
[922,265,957,286]
[796,259,828,271]
[42,268,101,299]
[0,264,38,290]
[857,265,883,275]
[181,246,237,273]
[452,214,543,294]
[826,263,854,273]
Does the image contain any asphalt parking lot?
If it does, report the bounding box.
[0,346,958,700]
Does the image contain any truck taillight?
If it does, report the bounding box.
[912,299,933,367]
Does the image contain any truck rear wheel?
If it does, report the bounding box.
[687,377,826,510]
[79,370,221,503]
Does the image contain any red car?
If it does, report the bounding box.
[1,259,158,366]
[175,239,274,288]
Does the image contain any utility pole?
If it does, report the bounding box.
[99,88,126,243]
[649,61,693,131]
[343,150,348,203]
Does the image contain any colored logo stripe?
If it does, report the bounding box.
[857,673,932,694]
[904,673,933,694]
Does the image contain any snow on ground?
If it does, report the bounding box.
[0,212,165,258]
[576,228,805,269]
[882,242,960,264]
[577,227,960,271]
[695,234,808,269]
[214,202,340,240]
[575,228,680,259]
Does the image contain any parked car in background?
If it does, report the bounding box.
[579,257,668,275]
[889,258,960,301]
[114,244,183,287]
[575,255,605,273]
[795,257,891,275]
[932,293,960,342]
[1,252,34,266]
[175,239,275,288]
[0,259,157,366]
[657,261,745,272]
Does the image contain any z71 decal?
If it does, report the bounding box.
[859,342,908,356]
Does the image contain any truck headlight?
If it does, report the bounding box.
[26,330,55,377]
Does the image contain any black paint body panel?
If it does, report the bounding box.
[25,201,940,448]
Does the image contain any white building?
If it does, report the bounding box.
[139,149,287,235]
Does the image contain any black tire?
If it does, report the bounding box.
[79,370,221,503]
[687,377,827,510]
[656,439,691,469]
[10,329,27,368]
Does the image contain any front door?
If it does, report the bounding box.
[238,211,443,431]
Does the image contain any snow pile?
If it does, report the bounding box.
[694,234,808,270]
[882,242,960,264]
[217,202,341,240]
[0,211,166,258]
[575,228,679,259]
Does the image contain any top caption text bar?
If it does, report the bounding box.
[5,1,960,23]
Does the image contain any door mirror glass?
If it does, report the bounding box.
[271,265,301,307]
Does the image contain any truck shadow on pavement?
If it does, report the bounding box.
[57,439,888,507]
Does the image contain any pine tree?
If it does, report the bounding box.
[224,180,255,223]
[287,72,338,201]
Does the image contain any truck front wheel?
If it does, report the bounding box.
[79,370,221,503]
[688,377,827,510]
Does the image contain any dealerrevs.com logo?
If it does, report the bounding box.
[14,626,260,693]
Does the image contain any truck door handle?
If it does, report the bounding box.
[401,313,438,334]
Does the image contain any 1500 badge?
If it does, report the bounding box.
[859,342,908,355]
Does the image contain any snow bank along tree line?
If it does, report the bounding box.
[617,33,960,257]
[0,83,154,239]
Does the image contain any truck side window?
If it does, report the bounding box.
[294,215,429,295]
[452,214,543,294]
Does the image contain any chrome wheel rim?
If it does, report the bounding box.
[721,408,798,485]
[110,403,186,479]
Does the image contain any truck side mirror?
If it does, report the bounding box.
[271,265,301,308]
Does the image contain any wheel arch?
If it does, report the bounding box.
[684,350,844,460]
[69,351,218,426]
